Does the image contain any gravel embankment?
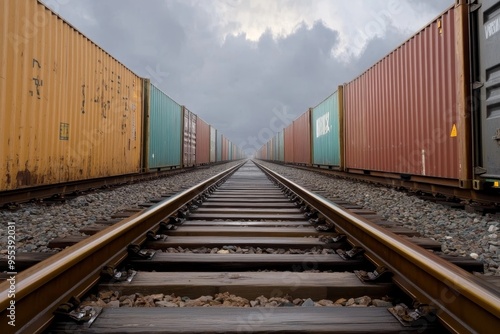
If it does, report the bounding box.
[0,162,240,254]
[259,161,500,276]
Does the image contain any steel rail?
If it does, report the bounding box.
[0,161,244,334]
[256,161,500,334]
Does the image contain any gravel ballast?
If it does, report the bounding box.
[0,162,240,254]
[258,161,499,276]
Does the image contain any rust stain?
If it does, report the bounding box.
[16,169,32,187]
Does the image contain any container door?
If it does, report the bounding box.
[475,0,500,182]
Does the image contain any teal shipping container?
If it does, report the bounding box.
[216,131,222,162]
[144,81,182,170]
[311,87,343,169]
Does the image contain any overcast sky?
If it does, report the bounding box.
[43,0,452,155]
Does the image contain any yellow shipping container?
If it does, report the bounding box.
[0,0,143,191]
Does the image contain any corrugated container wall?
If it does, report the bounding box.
[195,117,210,165]
[146,82,182,170]
[182,107,196,167]
[292,110,312,165]
[284,126,294,163]
[344,6,462,179]
[278,131,285,162]
[209,126,216,163]
[228,142,233,160]
[222,136,229,161]
[216,131,222,162]
[260,144,268,160]
[311,89,342,168]
[0,0,143,191]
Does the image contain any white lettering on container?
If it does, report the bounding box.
[316,113,330,138]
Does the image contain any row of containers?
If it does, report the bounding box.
[0,0,243,192]
[256,2,500,190]
[145,80,243,171]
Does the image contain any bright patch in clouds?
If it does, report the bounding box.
[204,0,451,59]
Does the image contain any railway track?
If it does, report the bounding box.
[1,161,499,333]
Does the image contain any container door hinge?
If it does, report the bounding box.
[472,81,484,89]
[388,303,437,327]
[469,3,482,12]
[354,266,393,282]
[336,246,365,260]
[127,244,156,259]
[54,296,102,328]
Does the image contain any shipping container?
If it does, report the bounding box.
[292,109,312,165]
[470,0,500,187]
[311,88,343,169]
[343,6,468,182]
[221,136,229,161]
[278,131,285,162]
[267,141,272,161]
[0,0,143,191]
[284,125,294,163]
[144,81,182,170]
[259,143,268,160]
[216,131,222,162]
[228,141,233,161]
[209,126,216,163]
[182,107,196,167]
[195,117,210,165]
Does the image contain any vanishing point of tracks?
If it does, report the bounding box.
[1,161,499,333]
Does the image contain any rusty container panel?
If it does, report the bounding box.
[344,6,461,179]
[182,107,196,167]
[284,125,294,163]
[195,117,210,165]
[292,110,312,165]
[209,126,216,163]
[0,0,143,191]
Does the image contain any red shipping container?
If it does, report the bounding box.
[195,117,210,165]
[292,109,312,165]
[284,125,294,163]
[343,6,468,181]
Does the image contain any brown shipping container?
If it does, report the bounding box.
[0,0,143,191]
[292,109,312,165]
[284,125,294,163]
[182,107,196,167]
[344,6,468,181]
[195,117,210,165]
